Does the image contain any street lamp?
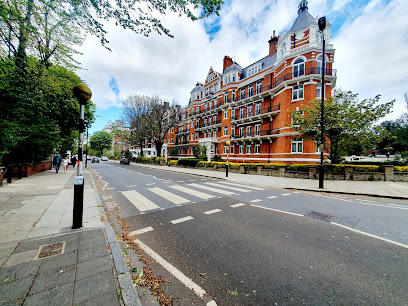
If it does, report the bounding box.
[72,84,92,229]
[318,16,326,189]
[226,141,230,177]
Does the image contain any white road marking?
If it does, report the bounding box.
[217,181,263,190]
[330,222,408,249]
[169,185,215,199]
[207,301,218,306]
[204,182,251,193]
[358,202,408,210]
[250,199,262,203]
[147,187,190,205]
[129,227,154,236]
[120,190,160,212]
[106,187,116,190]
[188,183,235,195]
[177,181,185,183]
[230,203,246,208]
[171,216,194,224]
[204,209,222,215]
[189,180,197,182]
[387,203,408,208]
[250,204,304,217]
[359,199,377,203]
[126,185,138,188]
[293,191,302,194]
[146,183,156,186]
[102,182,108,190]
[281,193,291,196]
[267,196,277,199]
[135,239,213,301]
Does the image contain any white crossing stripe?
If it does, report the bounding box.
[146,183,156,186]
[147,187,190,205]
[267,196,277,199]
[217,181,263,190]
[188,183,235,195]
[281,193,291,196]
[171,216,194,224]
[129,226,154,236]
[126,185,138,188]
[204,182,252,193]
[250,199,262,203]
[204,209,222,215]
[120,190,160,212]
[230,203,246,208]
[169,185,215,199]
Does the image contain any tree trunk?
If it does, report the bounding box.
[155,140,162,157]
[15,0,34,70]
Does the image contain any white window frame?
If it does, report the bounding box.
[223,144,229,154]
[240,108,245,119]
[256,81,262,94]
[230,145,234,154]
[239,127,244,138]
[246,144,251,154]
[224,109,228,119]
[293,84,304,101]
[240,89,245,100]
[293,58,305,77]
[255,124,261,136]
[213,131,217,138]
[247,105,252,117]
[224,92,228,103]
[248,85,253,97]
[291,138,303,153]
[239,144,244,154]
[223,126,228,136]
[255,103,261,115]
[255,143,260,154]
[247,126,252,137]
[232,90,236,102]
[316,83,322,99]
[231,125,235,136]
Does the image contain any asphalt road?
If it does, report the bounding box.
[91,161,408,305]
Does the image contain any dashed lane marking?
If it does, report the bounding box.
[267,196,277,199]
[106,187,116,190]
[146,183,156,186]
[358,202,408,210]
[204,182,252,193]
[126,185,138,188]
[188,183,235,195]
[171,216,194,224]
[281,193,291,196]
[169,185,215,200]
[120,190,160,212]
[129,226,154,236]
[230,203,246,208]
[250,204,304,217]
[204,209,222,215]
[250,199,262,203]
[147,187,190,205]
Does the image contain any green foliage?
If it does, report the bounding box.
[192,145,207,160]
[290,89,394,164]
[286,164,312,172]
[177,158,202,167]
[168,147,179,156]
[89,131,113,156]
[211,155,223,162]
[0,58,94,166]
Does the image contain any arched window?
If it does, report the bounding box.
[293,58,304,77]
[317,54,328,75]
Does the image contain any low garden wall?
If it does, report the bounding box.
[1,161,52,186]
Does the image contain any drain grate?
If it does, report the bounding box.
[34,242,66,260]
[305,211,333,222]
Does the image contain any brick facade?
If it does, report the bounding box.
[163,0,336,164]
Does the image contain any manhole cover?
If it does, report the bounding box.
[34,242,66,260]
[305,211,333,222]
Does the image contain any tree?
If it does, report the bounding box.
[146,96,182,157]
[193,144,207,160]
[291,89,394,164]
[1,0,223,69]
[0,57,95,166]
[89,131,113,157]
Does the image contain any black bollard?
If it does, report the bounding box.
[7,167,12,183]
[18,164,22,179]
[72,176,84,229]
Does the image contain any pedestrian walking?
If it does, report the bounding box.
[52,154,61,173]
[62,156,69,173]
[71,155,77,168]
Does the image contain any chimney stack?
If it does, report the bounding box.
[223,56,234,72]
[268,31,279,57]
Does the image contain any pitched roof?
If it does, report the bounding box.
[289,9,315,32]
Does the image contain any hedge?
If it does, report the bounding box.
[177,159,203,167]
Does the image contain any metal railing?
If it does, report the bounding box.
[231,104,280,120]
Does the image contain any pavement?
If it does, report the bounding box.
[0,161,407,306]
[0,166,140,306]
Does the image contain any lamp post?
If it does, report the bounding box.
[72,84,92,229]
[226,141,230,177]
[318,16,326,189]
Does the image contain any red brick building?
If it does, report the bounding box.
[163,0,336,163]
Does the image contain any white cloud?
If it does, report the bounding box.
[75,0,408,124]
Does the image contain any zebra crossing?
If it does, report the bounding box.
[120,180,265,213]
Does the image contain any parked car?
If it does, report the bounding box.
[101,156,108,161]
[120,158,130,165]
[87,156,92,160]
[92,157,99,163]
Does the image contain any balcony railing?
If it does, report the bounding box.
[231,105,280,121]
[175,128,190,134]
[236,67,336,102]
[197,119,222,129]
[231,129,280,139]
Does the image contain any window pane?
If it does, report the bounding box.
[292,143,296,152]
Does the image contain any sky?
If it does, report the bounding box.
[74,0,408,135]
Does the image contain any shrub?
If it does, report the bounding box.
[286,164,311,172]
[262,163,286,170]
[177,158,202,167]
[213,162,226,168]
[351,165,381,172]
[169,160,177,166]
[394,166,408,172]
[212,155,223,162]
